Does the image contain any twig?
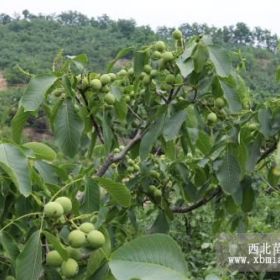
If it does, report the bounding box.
[96,130,143,177]
[171,187,222,213]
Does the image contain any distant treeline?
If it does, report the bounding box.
[0,10,279,97]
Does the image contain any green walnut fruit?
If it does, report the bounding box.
[148,185,157,193]
[55,196,72,214]
[46,250,63,266]
[144,64,152,74]
[68,230,86,248]
[61,258,79,278]
[172,29,183,40]
[165,74,176,84]
[142,74,151,85]
[155,41,166,52]
[87,230,106,249]
[108,73,117,80]
[150,170,160,178]
[44,202,64,218]
[117,69,127,77]
[79,222,95,234]
[128,68,134,75]
[150,69,158,78]
[90,79,102,90]
[66,247,82,261]
[100,74,111,85]
[104,93,116,105]
[153,189,162,198]
[162,51,174,62]
[152,51,162,60]
[215,97,225,108]
[207,112,218,123]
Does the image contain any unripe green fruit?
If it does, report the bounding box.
[68,230,86,248]
[100,74,111,85]
[150,170,160,178]
[207,112,218,123]
[66,247,82,260]
[175,74,184,84]
[144,64,152,74]
[90,79,102,90]
[125,95,131,102]
[150,69,158,78]
[142,74,151,85]
[5,276,16,280]
[79,222,95,234]
[46,250,63,266]
[152,51,162,60]
[87,230,106,248]
[128,68,134,75]
[215,97,225,108]
[153,189,162,198]
[101,85,110,93]
[108,73,117,80]
[44,202,64,218]
[162,52,174,62]
[117,69,127,77]
[104,93,116,105]
[148,185,157,193]
[55,196,72,214]
[82,77,89,87]
[165,74,176,84]
[61,258,79,278]
[172,29,183,40]
[155,41,166,52]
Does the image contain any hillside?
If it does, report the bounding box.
[0,11,280,98]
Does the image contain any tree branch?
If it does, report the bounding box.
[171,187,222,214]
[96,130,143,177]
[171,140,278,214]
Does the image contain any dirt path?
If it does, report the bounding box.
[0,72,7,90]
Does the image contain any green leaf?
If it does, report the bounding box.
[53,99,84,157]
[258,108,273,138]
[20,75,57,111]
[23,142,57,161]
[216,146,242,196]
[107,47,134,72]
[196,131,213,155]
[109,234,188,280]
[150,211,170,233]
[241,177,255,212]
[34,160,59,185]
[163,110,187,141]
[176,58,194,78]
[192,43,209,73]
[0,143,31,197]
[102,114,114,154]
[140,113,166,160]
[276,65,280,82]
[134,50,148,76]
[0,231,20,259]
[43,231,68,260]
[11,106,30,144]
[81,178,100,213]
[16,230,42,280]
[219,79,242,113]
[95,177,131,207]
[87,249,106,277]
[208,46,232,77]
[114,97,128,122]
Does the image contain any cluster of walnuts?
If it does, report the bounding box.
[44,197,106,278]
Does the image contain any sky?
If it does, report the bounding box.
[1,0,280,34]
